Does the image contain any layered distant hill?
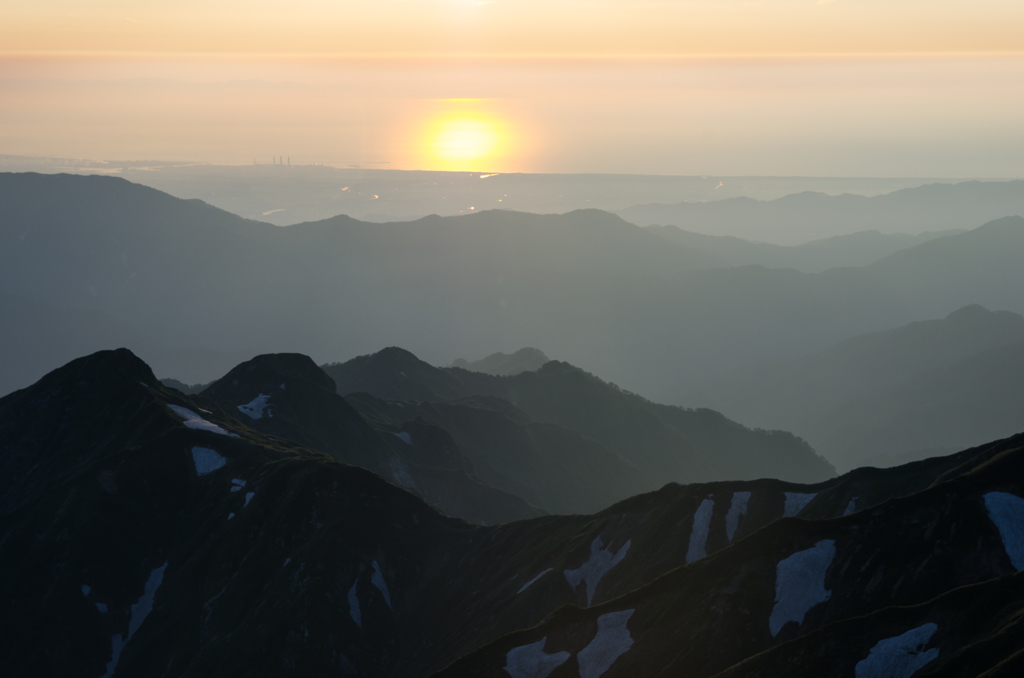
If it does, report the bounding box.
[619,180,1024,245]
[646,227,964,273]
[4,172,1024,444]
[450,348,550,376]
[3,349,1023,677]
[324,347,835,488]
[685,305,1024,469]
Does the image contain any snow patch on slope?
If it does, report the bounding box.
[371,560,392,609]
[783,492,817,517]
[168,405,239,437]
[388,456,416,489]
[191,446,226,476]
[102,562,168,678]
[237,394,271,420]
[686,497,714,563]
[578,609,635,678]
[518,568,553,594]
[348,581,361,627]
[984,492,1024,570]
[564,536,631,606]
[503,638,570,678]
[393,432,412,445]
[726,491,751,543]
[244,491,255,507]
[844,497,859,516]
[855,623,939,678]
[769,540,835,637]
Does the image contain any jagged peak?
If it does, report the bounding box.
[204,353,335,395]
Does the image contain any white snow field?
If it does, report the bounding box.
[237,393,271,420]
[102,562,168,678]
[348,581,361,627]
[577,609,635,678]
[768,539,836,637]
[168,405,239,437]
[854,623,940,678]
[503,638,570,678]
[191,446,226,476]
[983,491,1024,571]
[518,568,553,594]
[230,478,246,492]
[244,491,255,507]
[686,497,715,563]
[393,432,412,445]
[783,492,817,517]
[726,492,751,543]
[844,497,859,516]
[564,536,632,606]
[371,560,392,609]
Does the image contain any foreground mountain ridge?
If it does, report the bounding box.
[3,349,1023,676]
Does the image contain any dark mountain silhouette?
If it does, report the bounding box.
[346,392,650,515]
[5,173,1024,409]
[450,347,549,376]
[647,226,963,272]
[618,179,1024,245]
[4,350,1024,677]
[686,305,1024,469]
[324,347,836,485]
[194,353,541,525]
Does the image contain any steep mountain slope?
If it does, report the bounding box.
[346,392,651,515]
[685,305,1024,469]
[647,226,963,273]
[196,353,541,525]
[0,349,470,677]
[324,347,836,485]
[450,348,550,376]
[618,180,1024,245]
[433,434,1024,678]
[3,350,1022,677]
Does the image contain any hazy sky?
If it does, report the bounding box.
[2,1,1023,176]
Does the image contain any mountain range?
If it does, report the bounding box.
[618,180,1024,245]
[3,173,1024,401]
[3,349,1022,677]
[449,347,550,376]
[324,347,834,488]
[4,172,1024,468]
[685,304,1024,469]
[646,226,964,273]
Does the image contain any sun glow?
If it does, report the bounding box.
[427,115,503,170]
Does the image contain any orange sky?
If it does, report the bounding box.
[1,2,1023,176]
[4,1,1024,57]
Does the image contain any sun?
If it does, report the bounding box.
[419,107,509,171]
[431,118,500,166]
